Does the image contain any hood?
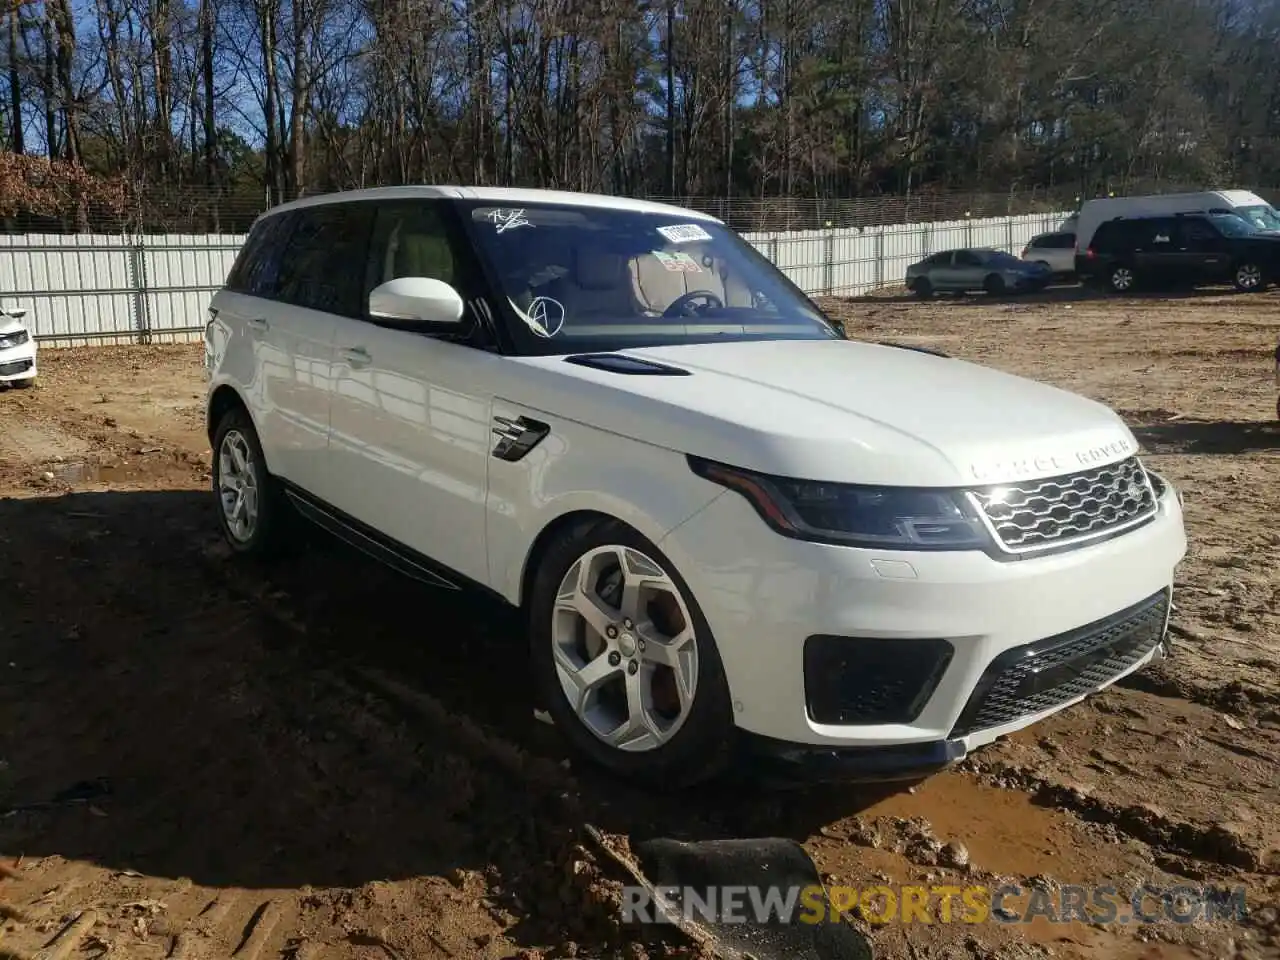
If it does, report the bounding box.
[502,338,1139,487]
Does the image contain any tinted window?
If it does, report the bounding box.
[1140,220,1177,245]
[954,250,983,267]
[1208,213,1258,238]
[276,203,375,317]
[225,212,295,297]
[1030,233,1074,249]
[924,252,951,266]
[365,201,459,295]
[1179,218,1220,244]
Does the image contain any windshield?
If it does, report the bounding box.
[1233,204,1280,231]
[1209,213,1260,238]
[458,201,839,353]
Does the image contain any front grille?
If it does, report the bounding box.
[950,590,1168,738]
[0,359,32,376]
[969,456,1157,554]
[804,635,954,725]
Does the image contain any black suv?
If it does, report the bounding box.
[1076,213,1280,294]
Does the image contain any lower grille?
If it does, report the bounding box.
[0,359,32,376]
[805,635,954,725]
[951,590,1168,738]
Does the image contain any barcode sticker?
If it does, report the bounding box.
[657,223,713,244]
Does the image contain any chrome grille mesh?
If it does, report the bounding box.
[969,456,1157,553]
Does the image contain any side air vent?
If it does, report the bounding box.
[876,341,950,359]
[564,353,691,376]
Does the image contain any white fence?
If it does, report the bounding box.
[1,210,1071,346]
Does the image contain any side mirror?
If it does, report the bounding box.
[2,306,27,320]
[368,277,465,328]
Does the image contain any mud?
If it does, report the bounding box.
[1,284,1278,960]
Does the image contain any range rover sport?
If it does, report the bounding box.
[204,186,1188,787]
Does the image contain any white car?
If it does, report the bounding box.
[0,305,37,388]
[1019,232,1077,277]
[203,187,1188,787]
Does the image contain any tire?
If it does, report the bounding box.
[1108,264,1136,294]
[983,273,1005,296]
[10,377,34,389]
[1233,261,1265,293]
[528,516,736,788]
[210,405,292,557]
[912,278,933,299]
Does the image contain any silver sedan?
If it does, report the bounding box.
[905,248,1053,297]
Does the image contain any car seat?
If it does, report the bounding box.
[549,248,641,319]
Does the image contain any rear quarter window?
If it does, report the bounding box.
[225,213,295,298]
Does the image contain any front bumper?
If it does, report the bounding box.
[0,338,37,382]
[660,480,1186,775]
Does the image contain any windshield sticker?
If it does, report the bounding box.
[653,250,702,273]
[656,223,712,244]
[485,208,532,234]
[511,296,565,338]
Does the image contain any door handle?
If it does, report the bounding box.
[247,317,269,331]
[342,346,371,368]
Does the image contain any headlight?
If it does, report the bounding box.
[0,329,29,348]
[688,456,991,550]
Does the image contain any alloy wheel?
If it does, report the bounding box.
[218,429,260,542]
[1236,263,1262,290]
[550,544,699,752]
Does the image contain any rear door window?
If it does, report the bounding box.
[1178,218,1221,247]
[276,203,376,318]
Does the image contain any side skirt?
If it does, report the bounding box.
[279,480,513,608]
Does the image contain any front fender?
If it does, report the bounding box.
[485,402,724,605]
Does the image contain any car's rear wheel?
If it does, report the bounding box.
[1109,265,1136,293]
[528,517,735,788]
[211,406,292,556]
[1233,262,1265,292]
[912,278,933,299]
[983,273,1006,296]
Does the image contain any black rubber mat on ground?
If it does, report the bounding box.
[631,836,874,960]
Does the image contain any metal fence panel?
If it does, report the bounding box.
[1,211,1072,346]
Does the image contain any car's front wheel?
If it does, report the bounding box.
[1233,261,1265,293]
[528,517,735,788]
[211,406,292,556]
[911,277,933,299]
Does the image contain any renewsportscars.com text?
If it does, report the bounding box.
[621,883,1249,926]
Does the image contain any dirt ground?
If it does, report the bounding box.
[1,283,1279,960]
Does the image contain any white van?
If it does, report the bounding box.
[1063,190,1280,249]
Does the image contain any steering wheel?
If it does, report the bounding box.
[663,290,724,318]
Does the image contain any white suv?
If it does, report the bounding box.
[204,187,1187,787]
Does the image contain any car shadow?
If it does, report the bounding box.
[1131,419,1280,455]
[0,489,914,909]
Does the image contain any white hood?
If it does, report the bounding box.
[504,338,1139,487]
